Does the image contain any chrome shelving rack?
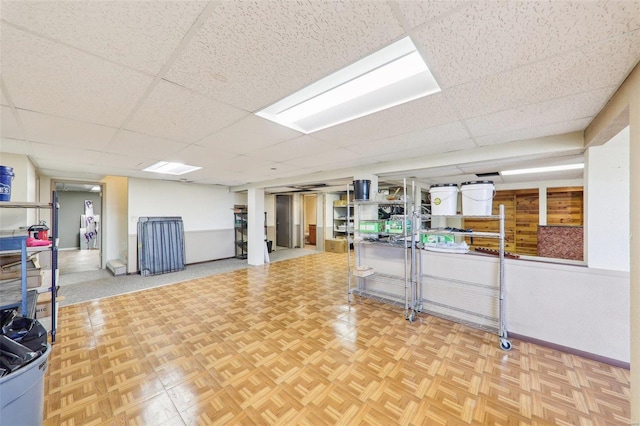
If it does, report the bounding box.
[0,192,60,343]
[418,204,511,350]
[347,179,421,322]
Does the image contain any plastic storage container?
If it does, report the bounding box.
[461,181,495,215]
[429,184,459,215]
[0,344,51,426]
[353,180,371,200]
[0,166,14,202]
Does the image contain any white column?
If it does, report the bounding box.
[630,76,640,424]
[247,187,265,266]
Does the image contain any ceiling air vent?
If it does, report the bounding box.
[476,172,500,178]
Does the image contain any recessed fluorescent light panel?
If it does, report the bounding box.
[256,36,440,134]
[501,164,584,176]
[143,161,201,175]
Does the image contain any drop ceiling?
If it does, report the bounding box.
[1,1,638,191]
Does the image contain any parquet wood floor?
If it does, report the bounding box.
[43,253,630,425]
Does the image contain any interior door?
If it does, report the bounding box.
[276,195,291,248]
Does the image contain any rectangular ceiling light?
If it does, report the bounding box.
[501,163,584,176]
[143,161,201,175]
[256,36,440,134]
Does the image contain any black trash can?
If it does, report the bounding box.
[353,180,371,200]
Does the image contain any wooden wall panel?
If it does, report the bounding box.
[464,192,515,253]
[514,191,539,256]
[547,187,584,226]
[462,187,583,257]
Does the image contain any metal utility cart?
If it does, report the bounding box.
[418,204,511,350]
[233,207,248,259]
[0,192,60,343]
[347,179,420,322]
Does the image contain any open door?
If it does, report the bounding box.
[303,194,317,248]
[276,195,292,249]
[54,181,103,274]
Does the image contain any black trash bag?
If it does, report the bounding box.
[0,308,18,330]
[2,317,48,353]
[0,335,39,376]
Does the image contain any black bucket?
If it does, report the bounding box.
[353,180,371,201]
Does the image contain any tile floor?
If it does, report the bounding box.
[43,252,630,425]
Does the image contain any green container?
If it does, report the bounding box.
[359,220,383,233]
[385,220,412,234]
[422,233,455,244]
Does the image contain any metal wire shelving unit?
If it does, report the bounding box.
[418,204,511,350]
[347,179,421,322]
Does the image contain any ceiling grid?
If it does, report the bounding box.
[0,0,638,190]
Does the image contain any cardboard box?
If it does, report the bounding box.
[325,238,347,253]
[35,292,65,318]
[0,268,44,288]
[333,200,348,207]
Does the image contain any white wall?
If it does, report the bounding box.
[0,153,37,230]
[128,179,234,233]
[585,126,630,271]
[102,176,128,263]
[506,259,629,362]
[360,246,630,363]
[127,178,235,271]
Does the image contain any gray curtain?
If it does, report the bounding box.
[137,217,185,276]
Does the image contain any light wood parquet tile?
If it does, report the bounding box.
[43,252,630,425]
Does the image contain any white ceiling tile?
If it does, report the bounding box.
[36,165,105,181]
[465,87,613,138]
[95,152,154,170]
[457,153,584,174]
[394,1,472,30]
[30,142,102,165]
[223,155,281,173]
[313,92,459,146]
[380,165,463,180]
[170,144,239,169]
[125,81,248,143]
[0,90,10,106]
[474,118,593,147]
[198,115,301,154]
[165,1,404,111]
[1,1,209,75]
[247,136,338,163]
[282,148,363,169]
[345,122,471,155]
[106,130,189,160]
[18,110,117,150]
[0,138,32,156]
[1,24,153,127]
[448,32,640,119]
[1,106,24,140]
[414,1,640,88]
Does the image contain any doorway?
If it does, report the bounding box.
[303,194,317,249]
[276,195,292,249]
[54,181,103,274]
